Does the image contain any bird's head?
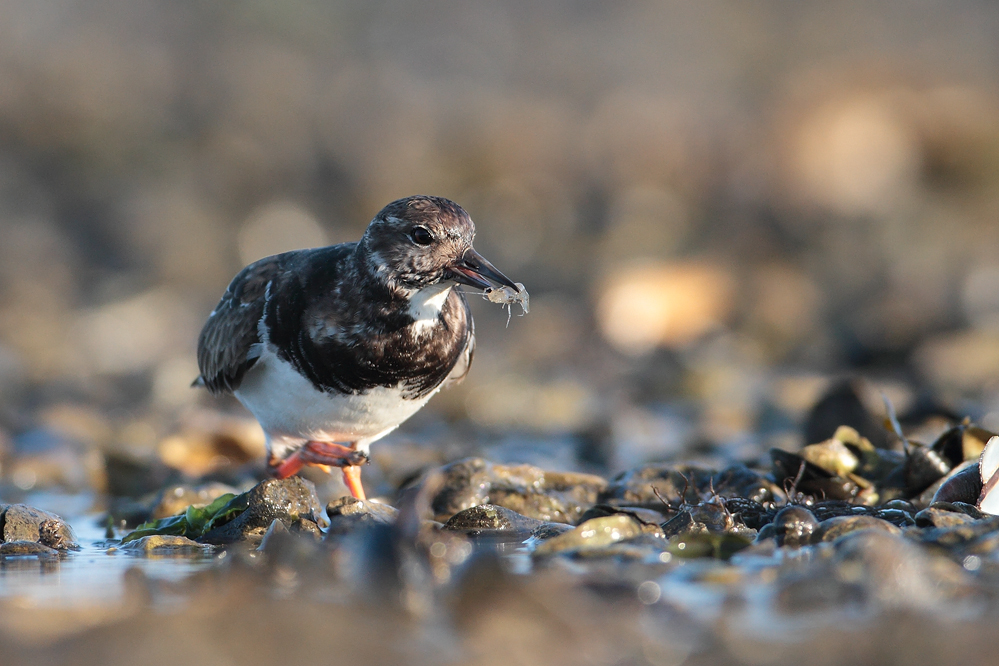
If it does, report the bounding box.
[359,195,520,295]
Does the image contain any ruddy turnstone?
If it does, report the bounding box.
[194,196,523,500]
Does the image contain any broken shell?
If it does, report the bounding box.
[978,435,999,514]
[801,437,859,478]
[769,449,865,502]
[963,426,996,461]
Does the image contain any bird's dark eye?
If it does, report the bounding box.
[411,226,434,246]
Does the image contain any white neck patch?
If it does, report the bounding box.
[407,283,453,334]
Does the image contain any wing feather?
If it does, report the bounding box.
[196,253,294,395]
[441,297,475,388]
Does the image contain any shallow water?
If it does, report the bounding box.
[0,492,216,608]
[6,487,999,666]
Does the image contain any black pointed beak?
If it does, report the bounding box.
[447,248,520,292]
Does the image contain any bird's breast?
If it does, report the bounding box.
[280,288,472,398]
[234,344,437,443]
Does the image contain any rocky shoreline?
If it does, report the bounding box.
[4,418,999,666]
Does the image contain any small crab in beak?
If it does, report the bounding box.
[446,248,521,292]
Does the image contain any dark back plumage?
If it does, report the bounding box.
[196,196,477,400]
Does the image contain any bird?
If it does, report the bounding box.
[194,195,522,500]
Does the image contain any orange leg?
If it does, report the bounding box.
[272,450,305,479]
[342,465,366,501]
[269,441,368,500]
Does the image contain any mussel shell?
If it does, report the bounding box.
[930,426,966,468]
[930,462,981,505]
[723,497,775,530]
[769,449,859,501]
[902,445,952,496]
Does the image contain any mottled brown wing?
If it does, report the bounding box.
[442,302,475,388]
[196,253,295,395]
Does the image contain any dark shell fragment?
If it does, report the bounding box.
[931,463,982,506]
[769,449,861,501]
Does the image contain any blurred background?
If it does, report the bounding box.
[2,0,999,499]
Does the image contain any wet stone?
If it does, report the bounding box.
[914,502,986,528]
[934,501,986,519]
[292,517,323,539]
[917,514,999,550]
[576,504,669,525]
[0,540,58,557]
[772,506,819,547]
[528,522,574,542]
[755,522,777,542]
[533,515,650,557]
[831,531,972,609]
[574,534,670,561]
[120,535,210,554]
[325,497,399,540]
[431,458,606,524]
[258,519,324,563]
[442,504,544,537]
[2,504,78,550]
[599,464,712,509]
[198,477,326,546]
[816,515,902,543]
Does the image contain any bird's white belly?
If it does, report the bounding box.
[234,346,435,455]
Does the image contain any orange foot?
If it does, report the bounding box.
[270,441,368,500]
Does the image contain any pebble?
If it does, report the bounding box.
[120,535,211,554]
[2,504,78,550]
[198,477,326,546]
[442,504,545,537]
[431,457,606,524]
[325,497,399,540]
[532,515,648,557]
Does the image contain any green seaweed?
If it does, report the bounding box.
[122,492,248,543]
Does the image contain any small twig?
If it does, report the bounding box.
[881,391,910,455]
[651,485,672,509]
[784,460,807,501]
